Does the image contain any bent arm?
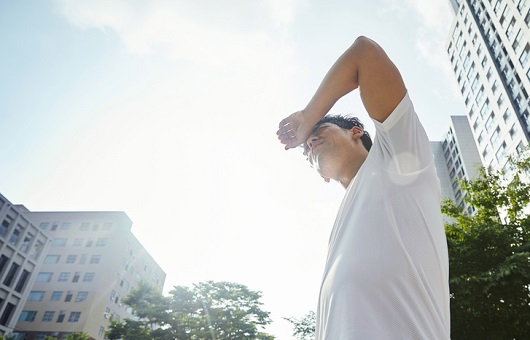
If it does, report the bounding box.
[306,36,406,123]
[278,36,407,149]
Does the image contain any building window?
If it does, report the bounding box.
[57,311,66,323]
[65,291,74,302]
[9,225,23,245]
[18,311,37,322]
[73,238,83,246]
[480,99,490,118]
[39,222,49,230]
[485,112,495,132]
[0,218,11,236]
[478,130,485,144]
[80,222,90,231]
[61,222,71,230]
[96,238,108,247]
[83,272,95,282]
[15,269,30,293]
[518,0,528,12]
[51,238,67,247]
[471,74,480,93]
[506,17,516,37]
[58,272,70,282]
[44,255,61,264]
[513,29,524,51]
[51,291,63,301]
[66,255,77,264]
[502,108,511,122]
[76,291,88,302]
[467,62,476,80]
[497,94,505,108]
[68,312,81,322]
[72,272,81,283]
[3,263,20,287]
[90,255,102,264]
[496,142,507,162]
[28,291,45,301]
[0,303,15,326]
[520,43,530,67]
[476,86,485,103]
[99,326,105,337]
[86,239,93,247]
[42,311,55,322]
[509,123,519,138]
[0,255,8,273]
[483,144,491,158]
[490,126,501,146]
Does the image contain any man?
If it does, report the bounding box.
[277,36,450,339]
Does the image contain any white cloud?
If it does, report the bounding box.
[54,0,302,68]
[384,0,455,74]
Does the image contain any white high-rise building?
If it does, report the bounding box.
[446,0,530,171]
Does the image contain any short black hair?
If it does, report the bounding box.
[308,115,372,151]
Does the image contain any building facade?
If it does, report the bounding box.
[13,211,166,340]
[432,116,483,213]
[0,194,50,336]
[446,0,530,171]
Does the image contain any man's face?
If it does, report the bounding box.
[303,123,359,178]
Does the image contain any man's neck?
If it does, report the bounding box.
[338,153,367,189]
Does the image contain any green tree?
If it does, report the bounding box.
[106,280,274,339]
[284,311,315,340]
[442,149,530,339]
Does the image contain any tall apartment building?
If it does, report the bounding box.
[446,0,530,171]
[13,210,166,340]
[0,194,50,336]
[432,116,483,213]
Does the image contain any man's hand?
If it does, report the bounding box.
[277,110,317,150]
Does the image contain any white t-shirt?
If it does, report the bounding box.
[315,93,450,339]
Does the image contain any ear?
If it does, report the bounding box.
[350,126,364,140]
[321,175,330,183]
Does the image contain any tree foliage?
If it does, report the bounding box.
[106,280,274,339]
[284,311,315,340]
[442,149,530,339]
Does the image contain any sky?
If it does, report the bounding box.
[0,0,465,338]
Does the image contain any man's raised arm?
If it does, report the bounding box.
[277,36,407,149]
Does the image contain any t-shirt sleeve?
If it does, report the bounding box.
[371,92,433,174]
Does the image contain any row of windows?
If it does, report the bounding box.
[19,310,81,323]
[51,237,108,247]
[44,254,102,265]
[1,217,44,259]
[36,271,95,283]
[40,221,113,232]
[28,290,88,302]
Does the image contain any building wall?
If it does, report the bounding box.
[431,141,456,202]
[0,194,50,336]
[446,0,530,171]
[432,115,483,212]
[14,211,166,340]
